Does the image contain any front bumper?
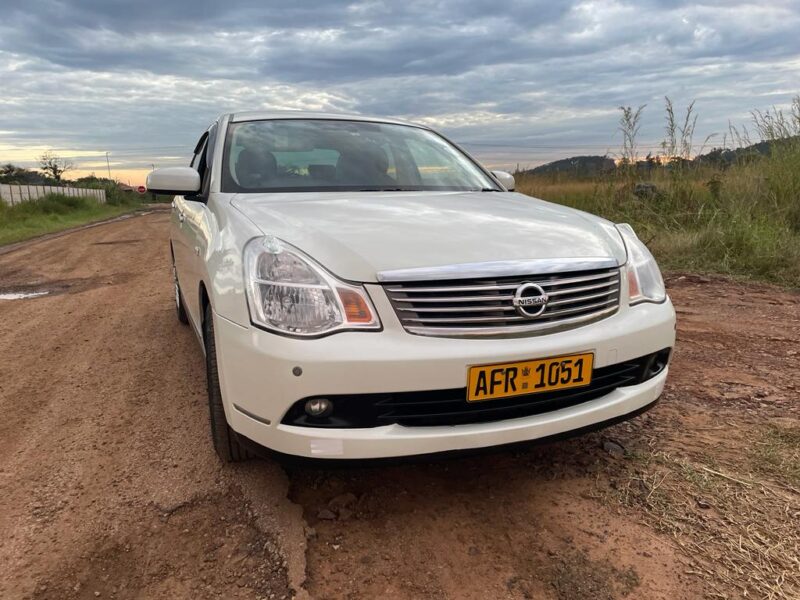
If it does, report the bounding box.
[213,288,675,459]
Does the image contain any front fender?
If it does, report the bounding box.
[202,194,262,328]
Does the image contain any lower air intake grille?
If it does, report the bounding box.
[282,349,671,429]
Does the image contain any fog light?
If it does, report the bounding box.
[304,398,333,418]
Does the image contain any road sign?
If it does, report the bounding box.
[136,185,147,194]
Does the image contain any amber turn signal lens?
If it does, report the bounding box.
[338,289,373,323]
[626,266,641,300]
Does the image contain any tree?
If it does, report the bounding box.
[38,151,73,182]
[0,163,17,180]
[0,163,48,184]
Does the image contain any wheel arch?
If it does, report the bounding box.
[199,281,211,341]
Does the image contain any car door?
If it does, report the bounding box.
[179,124,218,332]
[172,132,210,332]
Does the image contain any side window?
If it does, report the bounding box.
[189,124,217,197]
[200,124,217,195]
[190,135,207,170]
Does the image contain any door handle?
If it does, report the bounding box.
[178,211,185,223]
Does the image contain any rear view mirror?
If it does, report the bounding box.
[146,167,201,195]
[491,170,515,191]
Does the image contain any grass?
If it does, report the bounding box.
[516,154,800,288]
[516,97,800,289]
[751,424,800,487]
[0,192,144,246]
[599,438,800,599]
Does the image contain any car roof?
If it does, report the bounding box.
[227,110,426,128]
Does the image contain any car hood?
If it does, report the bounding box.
[230,191,626,282]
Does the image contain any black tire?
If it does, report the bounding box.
[203,304,252,462]
[172,261,189,325]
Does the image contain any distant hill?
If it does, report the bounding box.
[522,138,792,177]
[692,139,778,167]
[522,155,616,177]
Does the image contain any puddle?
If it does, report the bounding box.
[0,274,135,300]
[0,291,50,300]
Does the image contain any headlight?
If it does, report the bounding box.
[615,223,666,305]
[243,236,380,337]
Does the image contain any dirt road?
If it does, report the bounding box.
[1,212,798,600]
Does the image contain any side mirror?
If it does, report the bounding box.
[146,167,201,196]
[491,170,515,191]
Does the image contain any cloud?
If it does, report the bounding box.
[0,0,799,177]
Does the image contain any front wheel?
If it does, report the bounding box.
[203,305,252,462]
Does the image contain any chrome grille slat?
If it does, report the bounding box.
[535,272,618,288]
[398,305,517,313]
[545,281,619,296]
[384,265,621,338]
[547,288,619,306]
[394,294,514,303]
[404,305,620,337]
[385,283,520,294]
[406,315,527,323]
[538,298,617,317]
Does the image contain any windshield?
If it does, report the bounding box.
[221,119,500,193]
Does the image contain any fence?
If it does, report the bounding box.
[0,184,106,205]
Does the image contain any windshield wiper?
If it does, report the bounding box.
[479,188,501,192]
[358,187,414,192]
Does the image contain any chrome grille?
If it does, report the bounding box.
[384,266,621,337]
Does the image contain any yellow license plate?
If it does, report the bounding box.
[467,352,594,402]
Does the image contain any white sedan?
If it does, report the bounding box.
[148,111,675,461]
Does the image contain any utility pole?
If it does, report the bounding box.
[105,152,112,180]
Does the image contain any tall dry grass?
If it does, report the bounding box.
[516,96,800,287]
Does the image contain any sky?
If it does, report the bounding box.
[1,0,799,185]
